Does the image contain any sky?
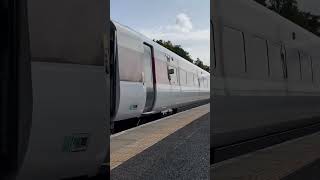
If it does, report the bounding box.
[111,0,210,66]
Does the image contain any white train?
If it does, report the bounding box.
[3,0,209,178]
[110,21,210,123]
[4,0,110,179]
[212,0,320,161]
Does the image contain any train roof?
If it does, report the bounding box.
[213,0,320,58]
[111,20,210,76]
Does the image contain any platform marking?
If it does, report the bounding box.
[110,104,210,170]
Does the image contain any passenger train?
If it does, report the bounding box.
[110,21,210,123]
[211,0,320,162]
[3,0,110,179]
[2,0,209,179]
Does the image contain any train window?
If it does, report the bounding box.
[155,59,170,84]
[286,49,301,81]
[300,53,312,82]
[313,63,320,85]
[143,44,154,85]
[222,26,246,77]
[311,57,314,83]
[187,72,194,86]
[199,77,204,88]
[202,78,205,88]
[194,74,199,87]
[179,69,187,86]
[245,35,269,79]
[204,79,208,88]
[118,45,143,82]
[268,42,284,80]
[168,65,178,85]
[29,7,106,66]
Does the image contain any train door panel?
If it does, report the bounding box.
[194,71,200,99]
[1,0,19,176]
[168,64,179,107]
[313,62,320,88]
[300,53,313,92]
[1,0,32,178]
[187,71,196,103]
[286,48,301,94]
[222,26,246,78]
[300,53,312,82]
[110,22,120,121]
[199,73,205,99]
[268,42,285,81]
[142,43,156,113]
[179,68,188,104]
[168,66,178,84]
[18,0,110,178]
[152,55,170,111]
[245,35,269,80]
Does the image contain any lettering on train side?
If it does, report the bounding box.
[62,133,90,152]
[129,104,138,110]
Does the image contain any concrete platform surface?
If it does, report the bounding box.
[211,131,320,180]
[111,113,210,180]
[110,104,209,170]
[282,159,320,180]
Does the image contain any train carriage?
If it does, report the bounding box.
[111,21,210,122]
[2,0,110,179]
[211,0,320,162]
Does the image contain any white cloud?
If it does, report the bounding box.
[138,13,210,66]
[140,28,209,42]
[169,13,193,33]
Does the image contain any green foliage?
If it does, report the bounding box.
[154,40,194,63]
[194,58,210,73]
[254,0,320,36]
[255,0,267,6]
[154,39,210,72]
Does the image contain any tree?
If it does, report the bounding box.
[254,0,320,36]
[255,0,267,6]
[154,40,193,63]
[300,12,320,36]
[195,58,210,73]
[154,39,210,72]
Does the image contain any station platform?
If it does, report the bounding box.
[110,104,210,180]
[211,131,320,180]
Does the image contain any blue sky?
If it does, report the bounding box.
[111,0,210,65]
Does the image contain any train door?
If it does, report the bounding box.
[281,44,289,95]
[1,0,32,179]
[110,22,120,123]
[142,43,156,113]
[1,1,16,177]
[15,0,109,179]
[196,70,201,99]
[167,59,180,108]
